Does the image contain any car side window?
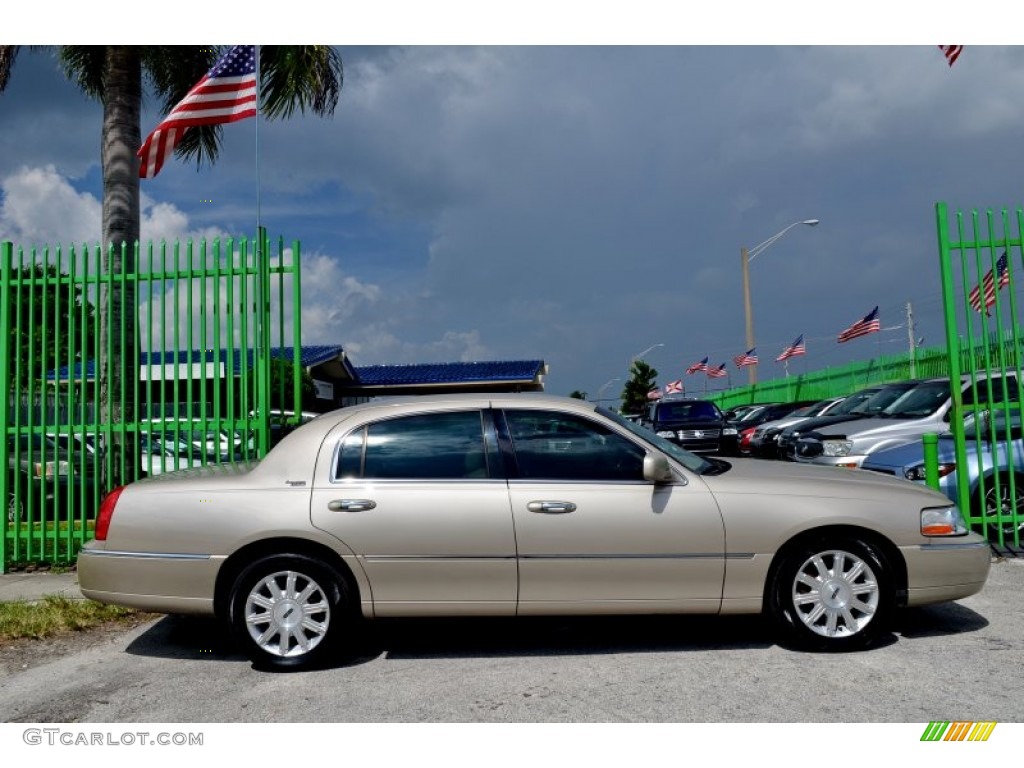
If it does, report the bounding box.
[334,411,489,480]
[503,409,646,481]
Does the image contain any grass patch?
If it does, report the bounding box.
[0,595,138,642]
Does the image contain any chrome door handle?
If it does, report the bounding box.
[527,501,577,514]
[327,499,377,512]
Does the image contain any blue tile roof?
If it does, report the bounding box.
[353,360,545,387]
[47,345,344,381]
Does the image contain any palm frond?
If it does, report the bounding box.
[58,46,109,99]
[0,45,20,91]
[259,45,343,120]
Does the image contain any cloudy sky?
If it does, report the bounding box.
[2,9,1021,399]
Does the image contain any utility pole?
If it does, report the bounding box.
[906,301,917,379]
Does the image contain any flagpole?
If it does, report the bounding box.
[255,44,261,235]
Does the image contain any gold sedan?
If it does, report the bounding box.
[78,394,991,671]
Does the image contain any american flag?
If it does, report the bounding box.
[647,387,663,401]
[665,380,684,394]
[706,363,727,379]
[938,45,963,67]
[969,253,1010,313]
[138,46,258,179]
[733,348,758,368]
[685,357,709,375]
[837,306,881,343]
[776,335,806,362]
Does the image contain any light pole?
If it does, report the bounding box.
[741,219,819,384]
[595,377,621,405]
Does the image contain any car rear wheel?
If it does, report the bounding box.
[228,554,356,671]
[768,537,893,651]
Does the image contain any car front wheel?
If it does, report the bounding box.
[768,537,893,651]
[228,554,355,671]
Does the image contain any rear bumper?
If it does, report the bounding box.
[77,543,220,615]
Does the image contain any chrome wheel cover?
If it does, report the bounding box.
[244,570,331,657]
[791,550,879,639]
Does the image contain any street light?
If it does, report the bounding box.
[740,219,819,384]
[595,377,621,404]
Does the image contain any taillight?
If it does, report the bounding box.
[95,485,127,541]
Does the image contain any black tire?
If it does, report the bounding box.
[767,536,893,652]
[228,553,357,671]
[973,472,1024,544]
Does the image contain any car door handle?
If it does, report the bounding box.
[527,501,577,514]
[327,499,377,512]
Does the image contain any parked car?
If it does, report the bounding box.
[794,373,1020,469]
[138,434,208,477]
[647,397,733,453]
[749,397,846,458]
[720,401,820,456]
[6,434,99,522]
[860,411,1024,542]
[79,393,990,671]
[776,381,922,461]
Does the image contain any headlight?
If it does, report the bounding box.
[722,427,738,436]
[656,430,675,438]
[905,463,956,481]
[821,439,853,457]
[921,506,968,536]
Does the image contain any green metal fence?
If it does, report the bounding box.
[936,202,1023,551]
[705,345,951,410]
[0,232,304,571]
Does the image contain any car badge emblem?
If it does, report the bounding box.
[694,430,704,438]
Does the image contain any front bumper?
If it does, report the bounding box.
[900,537,991,607]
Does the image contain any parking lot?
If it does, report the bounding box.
[0,557,1021,723]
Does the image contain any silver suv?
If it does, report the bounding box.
[793,373,1020,468]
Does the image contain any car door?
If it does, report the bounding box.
[310,408,517,616]
[499,408,726,614]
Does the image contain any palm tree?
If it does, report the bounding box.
[0,46,343,454]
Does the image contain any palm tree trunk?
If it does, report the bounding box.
[98,47,141,483]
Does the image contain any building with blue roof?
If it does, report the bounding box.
[47,345,548,410]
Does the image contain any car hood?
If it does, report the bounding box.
[807,416,931,440]
[780,412,871,437]
[700,456,949,504]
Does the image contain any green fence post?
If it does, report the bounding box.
[0,242,12,573]
[922,433,940,491]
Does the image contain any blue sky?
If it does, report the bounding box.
[3,5,1021,399]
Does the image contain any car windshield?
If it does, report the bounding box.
[882,381,951,418]
[600,407,716,474]
[849,385,917,416]
[654,401,720,421]
[828,390,879,415]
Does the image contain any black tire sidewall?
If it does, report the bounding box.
[769,537,893,652]
[229,553,350,671]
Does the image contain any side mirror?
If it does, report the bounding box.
[643,452,674,484]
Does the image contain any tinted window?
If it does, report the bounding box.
[883,381,952,418]
[961,376,1020,407]
[656,401,721,421]
[505,410,646,481]
[335,411,488,480]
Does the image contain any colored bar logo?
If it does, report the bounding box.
[921,722,997,741]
